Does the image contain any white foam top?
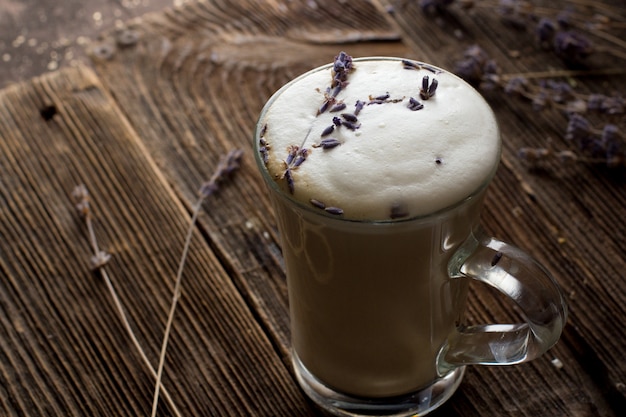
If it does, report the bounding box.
[258,57,500,220]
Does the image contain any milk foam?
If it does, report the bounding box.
[259,57,500,220]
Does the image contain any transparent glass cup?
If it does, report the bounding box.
[253,58,567,417]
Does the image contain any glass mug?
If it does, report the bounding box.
[253,57,567,416]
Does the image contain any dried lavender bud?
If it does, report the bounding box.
[464,44,490,66]
[260,124,268,137]
[536,18,556,45]
[321,125,335,137]
[332,51,354,89]
[491,251,503,266]
[428,78,438,96]
[542,80,573,103]
[285,145,299,165]
[324,206,344,215]
[600,124,620,146]
[374,93,390,101]
[483,60,499,76]
[435,157,443,165]
[601,124,622,166]
[420,76,438,100]
[454,57,484,85]
[330,102,347,112]
[553,31,593,64]
[407,97,424,111]
[367,99,386,105]
[318,100,330,115]
[454,45,492,85]
[310,199,326,209]
[341,121,360,131]
[422,64,442,74]
[199,149,244,198]
[587,94,625,115]
[504,77,529,96]
[565,114,591,146]
[332,116,342,126]
[402,59,420,70]
[284,169,295,194]
[314,138,342,149]
[354,100,365,115]
[259,146,269,164]
[390,203,409,219]
[341,113,358,123]
[331,85,343,97]
[293,148,309,167]
[334,51,353,74]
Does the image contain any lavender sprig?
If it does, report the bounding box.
[71,185,183,417]
[151,149,243,417]
[420,76,438,100]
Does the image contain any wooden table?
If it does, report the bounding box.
[0,1,624,415]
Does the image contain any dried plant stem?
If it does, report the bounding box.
[72,186,182,417]
[150,199,201,417]
[150,148,244,417]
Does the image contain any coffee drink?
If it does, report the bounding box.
[255,54,500,398]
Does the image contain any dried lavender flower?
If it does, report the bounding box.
[321,125,335,137]
[407,97,424,111]
[293,148,309,167]
[341,113,358,123]
[284,145,299,166]
[314,138,342,149]
[199,149,244,198]
[491,251,504,266]
[553,31,593,64]
[324,206,344,215]
[587,94,624,115]
[310,199,326,209]
[504,76,529,96]
[390,203,409,219]
[284,169,295,194]
[420,76,438,100]
[536,18,557,45]
[354,100,365,115]
[330,102,347,112]
[341,120,360,131]
[565,113,592,145]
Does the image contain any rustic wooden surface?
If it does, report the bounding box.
[0,0,624,416]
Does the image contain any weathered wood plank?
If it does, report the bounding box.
[0,65,313,416]
[84,0,625,416]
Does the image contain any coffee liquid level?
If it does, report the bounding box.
[257,56,501,397]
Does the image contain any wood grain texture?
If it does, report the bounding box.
[0,0,624,416]
[0,65,313,416]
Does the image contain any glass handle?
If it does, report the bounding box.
[438,233,568,374]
